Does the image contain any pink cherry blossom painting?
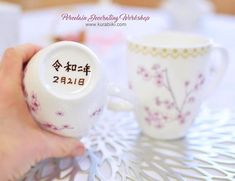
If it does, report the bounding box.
[137,64,206,128]
[90,106,103,118]
[29,92,40,113]
[41,122,74,131]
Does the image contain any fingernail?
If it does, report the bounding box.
[72,145,85,156]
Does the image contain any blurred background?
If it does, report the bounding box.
[0,0,235,109]
[1,0,235,13]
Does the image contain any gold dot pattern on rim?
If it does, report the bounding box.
[128,43,210,59]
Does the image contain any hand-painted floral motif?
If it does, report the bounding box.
[128,81,133,90]
[41,122,74,131]
[137,64,205,128]
[90,106,103,118]
[29,92,40,113]
[55,111,64,117]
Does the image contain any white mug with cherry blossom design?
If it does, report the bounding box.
[127,32,229,140]
[23,41,135,138]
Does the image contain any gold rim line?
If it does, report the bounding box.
[128,43,210,59]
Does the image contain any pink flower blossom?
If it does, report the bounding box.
[41,122,73,130]
[156,124,162,128]
[210,67,215,73]
[90,107,103,117]
[185,111,191,116]
[137,66,145,74]
[143,73,150,79]
[177,114,183,119]
[179,119,185,124]
[152,64,160,70]
[154,112,159,116]
[156,73,163,79]
[30,106,37,112]
[164,100,169,105]
[163,115,168,120]
[62,125,73,129]
[42,123,53,128]
[56,111,64,116]
[144,106,149,111]
[29,92,40,113]
[145,117,152,125]
[200,79,205,85]
[155,79,163,87]
[128,82,133,90]
[32,92,37,99]
[188,97,195,103]
[184,81,190,87]
[167,105,172,110]
[177,114,185,124]
[198,73,203,79]
[33,101,39,107]
[194,84,199,90]
[155,98,162,106]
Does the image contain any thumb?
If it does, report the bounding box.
[42,131,85,159]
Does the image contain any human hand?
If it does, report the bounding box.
[0,44,85,181]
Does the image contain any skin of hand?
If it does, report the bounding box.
[0,44,85,181]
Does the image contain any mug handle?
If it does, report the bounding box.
[106,83,137,112]
[204,44,229,97]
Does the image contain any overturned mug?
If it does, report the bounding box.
[127,32,229,140]
[24,41,134,138]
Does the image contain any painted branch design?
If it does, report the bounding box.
[41,122,74,131]
[137,64,205,128]
[90,106,103,118]
[29,92,40,113]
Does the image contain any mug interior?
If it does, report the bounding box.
[129,32,211,48]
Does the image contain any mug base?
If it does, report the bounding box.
[141,130,187,140]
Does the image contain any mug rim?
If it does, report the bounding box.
[37,41,102,100]
[127,31,213,49]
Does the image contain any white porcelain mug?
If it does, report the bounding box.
[23,41,134,138]
[127,32,229,140]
